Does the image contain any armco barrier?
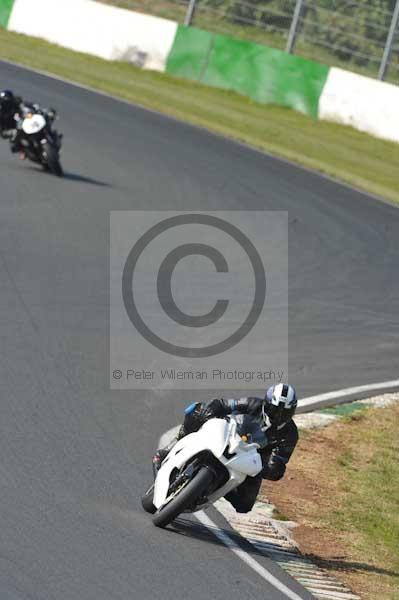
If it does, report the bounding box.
[167,25,329,119]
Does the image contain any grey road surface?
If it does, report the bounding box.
[1,61,398,600]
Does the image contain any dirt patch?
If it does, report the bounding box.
[261,408,399,599]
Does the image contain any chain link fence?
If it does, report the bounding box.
[100,0,399,83]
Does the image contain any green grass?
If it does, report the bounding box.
[1,28,399,203]
[289,403,399,598]
[331,405,399,582]
[272,507,290,521]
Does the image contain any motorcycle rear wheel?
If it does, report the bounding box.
[153,466,213,528]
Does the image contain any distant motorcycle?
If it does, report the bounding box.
[15,106,63,177]
[141,414,265,528]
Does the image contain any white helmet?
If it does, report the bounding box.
[263,383,297,428]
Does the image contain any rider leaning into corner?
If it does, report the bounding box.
[153,383,298,514]
[0,89,60,157]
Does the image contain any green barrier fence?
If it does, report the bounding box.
[166,25,213,82]
[0,0,15,29]
[167,25,330,119]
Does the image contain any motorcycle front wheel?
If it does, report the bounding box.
[153,466,214,528]
[42,142,63,177]
[141,483,156,514]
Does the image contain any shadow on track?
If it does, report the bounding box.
[169,517,399,580]
[6,161,112,187]
[167,515,256,551]
[62,171,112,187]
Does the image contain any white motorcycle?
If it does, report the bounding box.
[15,106,63,177]
[141,415,265,528]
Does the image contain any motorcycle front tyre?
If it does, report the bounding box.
[153,466,214,528]
[141,484,156,514]
[43,142,63,177]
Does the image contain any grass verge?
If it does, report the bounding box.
[264,403,399,599]
[0,28,398,204]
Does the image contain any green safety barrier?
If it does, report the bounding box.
[166,25,213,82]
[167,25,330,119]
[0,0,15,29]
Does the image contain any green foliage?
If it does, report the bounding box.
[200,0,293,31]
[301,0,395,67]
[226,0,292,32]
[200,0,397,68]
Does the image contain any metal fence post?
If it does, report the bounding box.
[184,0,197,26]
[286,0,305,54]
[378,0,399,80]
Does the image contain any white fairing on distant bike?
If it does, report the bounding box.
[22,114,46,135]
[153,417,263,510]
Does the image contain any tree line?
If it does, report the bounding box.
[198,0,397,66]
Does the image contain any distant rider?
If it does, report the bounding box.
[153,383,299,514]
[0,89,60,156]
[0,90,22,148]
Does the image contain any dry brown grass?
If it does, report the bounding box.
[262,405,399,599]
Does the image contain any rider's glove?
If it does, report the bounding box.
[181,402,207,435]
[202,398,225,420]
[262,456,286,481]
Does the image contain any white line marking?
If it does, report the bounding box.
[195,510,306,600]
[299,380,399,410]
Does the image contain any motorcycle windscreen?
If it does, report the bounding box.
[234,414,268,449]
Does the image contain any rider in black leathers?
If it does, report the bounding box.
[0,89,60,155]
[0,90,22,146]
[153,383,299,513]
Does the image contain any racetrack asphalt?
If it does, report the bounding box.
[1,60,398,600]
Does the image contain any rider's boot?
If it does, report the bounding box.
[152,426,185,473]
[10,131,21,154]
